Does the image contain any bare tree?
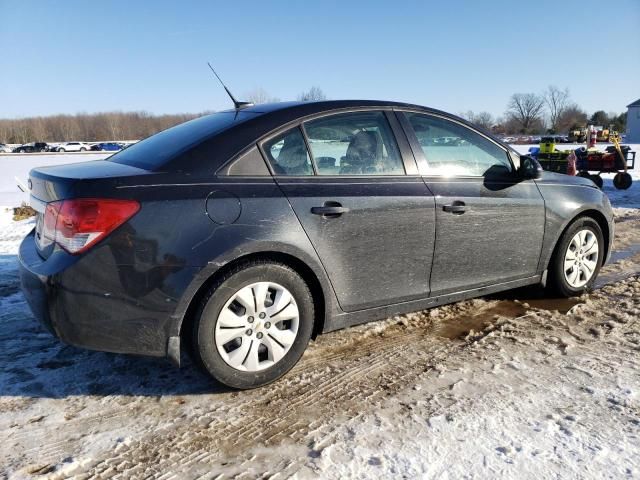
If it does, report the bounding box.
[459,111,475,122]
[246,88,280,105]
[106,113,123,140]
[297,86,327,102]
[556,103,588,133]
[544,86,570,133]
[506,93,545,133]
[472,112,494,132]
[459,110,494,133]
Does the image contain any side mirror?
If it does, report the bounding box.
[519,155,543,179]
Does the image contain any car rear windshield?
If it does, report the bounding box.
[109,111,258,171]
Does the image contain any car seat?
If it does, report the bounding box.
[316,156,339,175]
[274,136,311,175]
[340,131,383,174]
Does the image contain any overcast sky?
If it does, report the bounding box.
[1,0,639,118]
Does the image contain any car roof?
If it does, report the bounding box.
[111,99,515,174]
[218,99,451,117]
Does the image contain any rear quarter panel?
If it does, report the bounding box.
[112,176,339,339]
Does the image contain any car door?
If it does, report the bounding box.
[261,110,436,312]
[398,111,546,296]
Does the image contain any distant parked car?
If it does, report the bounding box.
[14,142,50,153]
[56,142,90,152]
[530,136,542,144]
[90,142,122,152]
[0,143,12,153]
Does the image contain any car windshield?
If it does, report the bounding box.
[109,111,258,170]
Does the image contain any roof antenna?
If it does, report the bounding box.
[207,62,253,110]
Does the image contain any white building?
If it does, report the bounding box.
[627,98,640,143]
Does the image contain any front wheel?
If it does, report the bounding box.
[192,261,315,389]
[548,217,603,297]
[58,148,65,152]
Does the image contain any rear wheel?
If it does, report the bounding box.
[58,148,65,152]
[548,217,603,297]
[192,261,314,389]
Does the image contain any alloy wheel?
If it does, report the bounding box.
[563,229,599,288]
[214,282,299,372]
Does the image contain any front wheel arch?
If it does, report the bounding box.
[546,209,611,273]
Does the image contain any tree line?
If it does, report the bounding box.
[0,111,207,144]
[0,87,328,144]
[461,85,627,136]
[0,85,626,144]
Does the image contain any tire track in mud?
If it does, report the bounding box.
[74,320,466,479]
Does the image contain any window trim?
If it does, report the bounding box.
[260,126,315,177]
[396,110,515,178]
[299,123,319,176]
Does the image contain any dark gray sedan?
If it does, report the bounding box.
[19,100,613,389]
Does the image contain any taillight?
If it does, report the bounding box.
[43,198,140,254]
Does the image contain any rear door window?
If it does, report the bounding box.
[303,111,405,175]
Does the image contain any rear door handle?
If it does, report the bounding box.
[311,202,349,217]
[442,201,466,214]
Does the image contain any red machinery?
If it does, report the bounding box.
[575,134,635,189]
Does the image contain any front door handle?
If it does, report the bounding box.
[311,201,349,217]
[442,201,466,215]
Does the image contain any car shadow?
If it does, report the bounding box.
[0,255,232,399]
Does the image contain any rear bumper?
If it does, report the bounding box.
[19,232,60,336]
[19,231,188,359]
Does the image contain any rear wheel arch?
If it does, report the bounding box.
[178,251,328,356]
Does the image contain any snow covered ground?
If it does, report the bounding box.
[1,147,640,479]
[0,153,110,207]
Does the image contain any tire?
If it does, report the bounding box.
[591,174,603,189]
[548,217,604,297]
[58,148,65,152]
[191,261,315,389]
[80,147,86,152]
[613,172,632,190]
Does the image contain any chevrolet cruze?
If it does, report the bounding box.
[19,100,614,389]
